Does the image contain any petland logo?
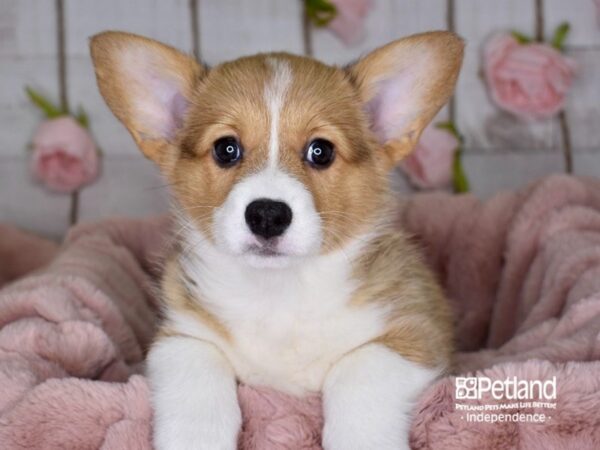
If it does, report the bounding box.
[454,377,557,424]
[455,376,556,400]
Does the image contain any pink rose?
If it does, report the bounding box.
[401,125,458,190]
[328,0,373,45]
[30,116,99,193]
[483,33,577,120]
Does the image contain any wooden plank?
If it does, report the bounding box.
[66,56,139,156]
[544,0,600,174]
[462,152,564,199]
[63,0,192,157]
[573,151,600,176]
[388,151,566,199]
[0,57,60,157]
[454,0,561,152]
[387,152,566,199]
[310,0,447,65]
[198,0,304,64]
[0,0,69,235]
[544,0,600,48]
[455,0,534,43]
[78,157,169,221]
[0,156,70,238]
[0,0,56,57]
[63,0,192,225]
[64,0,192,56]
[0,0,58,156]
[565,48,600,153]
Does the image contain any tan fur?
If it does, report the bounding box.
[350,219,454,367]
[90,30,463,373]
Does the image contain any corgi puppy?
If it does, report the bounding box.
[90,30,463,450]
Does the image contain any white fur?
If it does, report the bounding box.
[211,169,322,268]
[265,58,292,169]
[175,223,385,395]
[322,344,438,450]
[147,336,241,450]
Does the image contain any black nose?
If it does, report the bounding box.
[245,199,293,240]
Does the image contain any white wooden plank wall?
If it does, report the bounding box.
[544,0,600,177]
[65,0,191,224]
[454,0,563,198]
[0,0,70,237]
[0,0,598,237]
[198,0,304,64]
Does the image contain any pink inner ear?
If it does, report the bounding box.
[167,91,189,139]
[119,45,192,141]
[119,44,193,141]
[366,66,421,144]
[143,73,189,141]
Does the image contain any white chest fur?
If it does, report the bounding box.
[169,231,386,395]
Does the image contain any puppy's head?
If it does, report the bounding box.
[90,31,462,268]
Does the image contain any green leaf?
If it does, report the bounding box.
[452,149,470,193]
[511,30,532,45]
[305,0,337,27]
[75,106,90,128]
[435,121,464,143]
[435,121,469,193]
[551,22,570,51]
[25,87,64,118]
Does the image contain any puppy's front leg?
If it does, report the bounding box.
[322,344,438,450]
[147,336,241,450]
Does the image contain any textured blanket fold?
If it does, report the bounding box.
[1,174,600,449]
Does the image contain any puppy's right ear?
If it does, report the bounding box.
[90,31,204,165]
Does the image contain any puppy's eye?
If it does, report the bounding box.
[213,137,243,167]
[305,139,335,169]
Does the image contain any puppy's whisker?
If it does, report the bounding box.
[180,204,219,211]
[320,225,354,263]
[145,180,183,191]
[318,214,376,248]
[170,213,212,242]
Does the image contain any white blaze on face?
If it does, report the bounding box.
[265,58,292,170]
[210,57,322,267]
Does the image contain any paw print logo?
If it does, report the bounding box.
[455,377,478,400]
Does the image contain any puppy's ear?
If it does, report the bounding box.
[349,31,463,168]
[90,31,204,165]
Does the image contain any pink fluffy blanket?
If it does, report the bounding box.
[1,174,600,449]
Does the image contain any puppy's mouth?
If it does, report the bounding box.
[246,241,285,258]
[243,239,294,268]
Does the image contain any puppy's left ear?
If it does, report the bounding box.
[349,31,464,168]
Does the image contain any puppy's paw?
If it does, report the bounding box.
[321,345,438,450]
[322,420,410,450]
[148,336,242,450]
[153,400,242,450]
